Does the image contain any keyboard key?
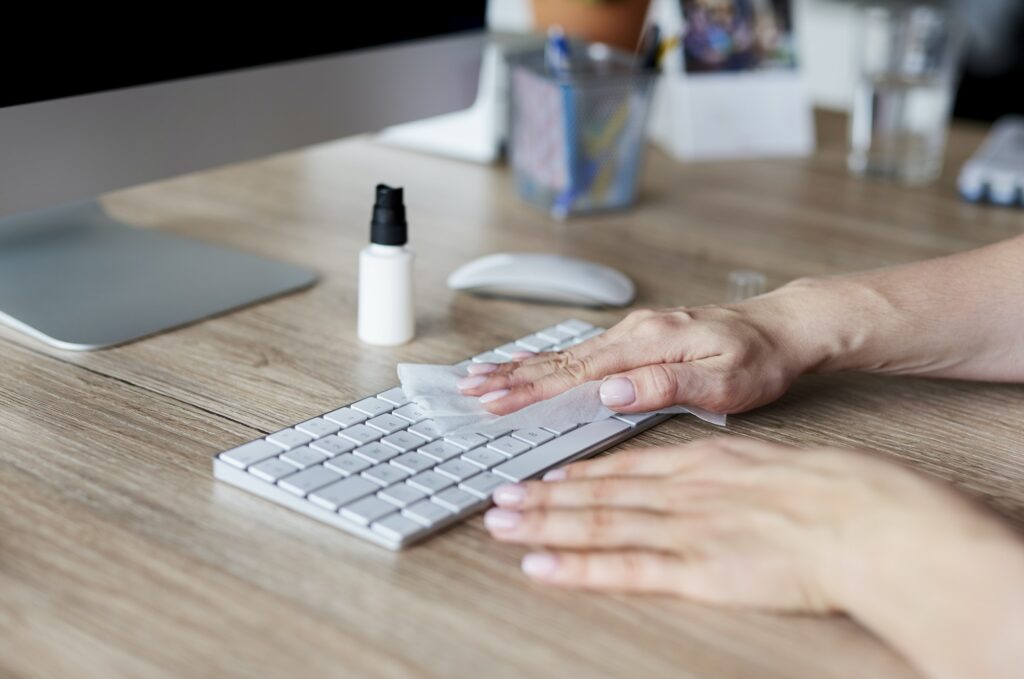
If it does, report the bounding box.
[362,464,410,487]
[408,420,442,442]
[473,351,510,364]
[309,476,378,511]
[280,446,328,469]
[324,453,372,476]
[512,428,556,446]
[613,412,662,426]
[341,496,397,526]
[460,472,506,499]
[407,470,455,494]
[432,487,479,512]
[557,319,594,335]
[366,414,409,435]
[537,326,574,343]
[377,387,410,407]
[515,334,554,352]
[323,407,368,428]
[339,424,384,446]
[371,514,423,542]
[435,459,480,482]
[487,436,532,458]
[541,422,578,436]
[403,499,452,526]
[494,342,528,358]
[278,465,342,497]
[390,452,435,474]
[266,428,314,451]
[354,442,399,464]
[443,433,487,451]
[392,403,427,423]
[295,417,341,438]
[418,440,463,462]
[481,427,513,440]
[220,439,281,469]
[462,448,506,469]
[575,327,605,342]
[351,397,393,417]
[378,483,427,508]
[310,435,357,457]
[381,431,426,454]
[249,457,298,483]
[493,419,630,483]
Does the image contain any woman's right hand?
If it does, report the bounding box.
[458,285,830,416]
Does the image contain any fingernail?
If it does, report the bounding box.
[522,552,560,578]
[510,351,534,360]
[479,389,509,404]
[467,362,498,375]
[599,377,636,407]
[484,508,521,531]
[493,483,527,507]
[542,468,567,482]
[457,375,488,390]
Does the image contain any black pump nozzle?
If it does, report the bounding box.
[370,184,407,245]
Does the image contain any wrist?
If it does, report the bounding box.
[737,276,875,377]
[825,490,1024,679]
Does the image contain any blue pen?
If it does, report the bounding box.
[545,25,571,74]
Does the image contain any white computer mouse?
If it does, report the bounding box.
[447,252,635,307]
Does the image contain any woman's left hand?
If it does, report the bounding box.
[484,437,1024,679]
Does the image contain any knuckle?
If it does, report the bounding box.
[620,551,648,580]
[587,507,615,540]
[590,477,616,502]
[646,364,680,403]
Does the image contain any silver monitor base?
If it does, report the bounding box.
[0,201,316,350]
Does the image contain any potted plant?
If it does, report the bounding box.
[531,0,652,51]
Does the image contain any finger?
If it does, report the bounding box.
[458,333,621,396]
[484,506,677,550]
[545,441,726,481]
[598,361,725,413]
[520,550,687,595]
[493,476,674,512]
[475,344,656,415]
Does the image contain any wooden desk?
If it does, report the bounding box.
[1,112,1022,678]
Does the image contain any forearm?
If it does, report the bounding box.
[760,235,1024,381]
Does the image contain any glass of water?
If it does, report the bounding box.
[848,2,964,184]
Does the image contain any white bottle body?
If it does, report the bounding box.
[358,244,414,346]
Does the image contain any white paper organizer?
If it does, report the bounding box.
[645,0,816,161]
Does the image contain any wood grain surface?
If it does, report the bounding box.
[1,111,1021,678]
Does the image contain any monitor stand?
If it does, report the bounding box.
[0,200,317,350]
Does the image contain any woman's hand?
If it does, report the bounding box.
[484,437,1024,679]
[457,289,830,416]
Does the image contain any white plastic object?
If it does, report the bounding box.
[447,252,635,307]
[358,244,414,346]
[958,116,1024,207]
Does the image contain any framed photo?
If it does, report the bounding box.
[647,0,814,160]
[681,0,797,74]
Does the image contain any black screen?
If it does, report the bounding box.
[1,5,486,109]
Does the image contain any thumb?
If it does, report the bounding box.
[598,363,717,413]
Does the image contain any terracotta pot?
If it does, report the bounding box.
[531,0,652,52]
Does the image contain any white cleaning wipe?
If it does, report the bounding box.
[397,363,727,437]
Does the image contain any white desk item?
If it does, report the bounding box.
[447,252,635,307]
[958,116,1024,207]
[213,320,696,549]
[645,0,815,161]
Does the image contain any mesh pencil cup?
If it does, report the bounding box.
[507,43,657,219]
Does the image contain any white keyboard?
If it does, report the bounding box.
[212,320,672,549]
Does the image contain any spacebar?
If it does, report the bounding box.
[493,419,631,483]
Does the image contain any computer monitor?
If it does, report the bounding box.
[0,7,486,350]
